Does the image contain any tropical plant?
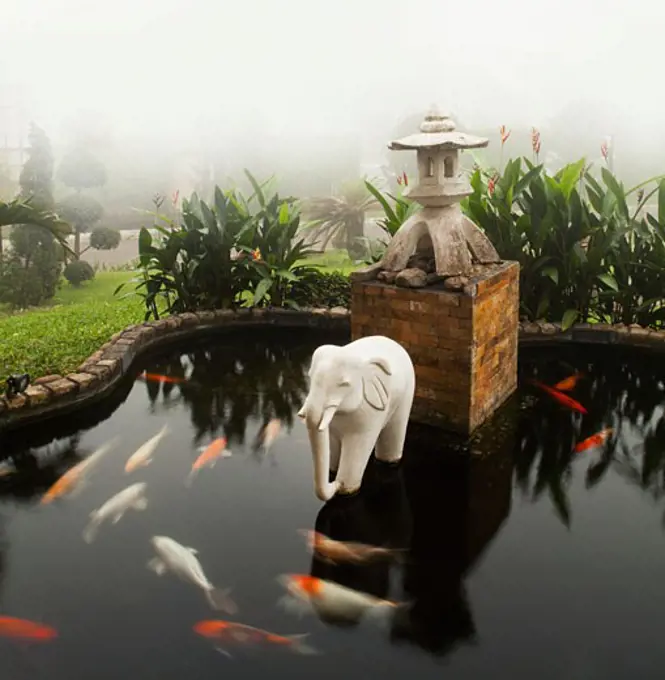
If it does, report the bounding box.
[462,156,665,329]
[239,171,317,308]
[288,270,351,308]
[364,178,420,238]
[304,180,377,258]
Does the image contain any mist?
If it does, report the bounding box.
[1,0,664,212]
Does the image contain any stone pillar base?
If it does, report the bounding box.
[351,261,519,435]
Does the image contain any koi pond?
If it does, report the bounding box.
[1,327,665,679]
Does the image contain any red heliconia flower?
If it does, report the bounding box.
[403,171,408,187]
[172,189,180,206]
[396,175,403,186]
[500,125,511,144]
[600,139,609,161]
[531,127,541,155]
[488,173,499,196]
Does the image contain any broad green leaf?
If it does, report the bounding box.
[536,296,550,319]
[138,227,153,253]
[557,159,585,200]
[561,308,579,331]
[278,202,289,225]
[597,273,619,291]
[659,179,665,226]
[253,277,273,305]
[542,266,559,284]
[601,167,629,220]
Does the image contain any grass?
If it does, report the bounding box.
[0,252,360,385]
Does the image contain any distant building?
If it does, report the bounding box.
[0,83,31,197]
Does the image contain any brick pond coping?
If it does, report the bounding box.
[1,309,664,429]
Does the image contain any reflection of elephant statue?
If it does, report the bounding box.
[298,336,416,501]
[308,459,412,627]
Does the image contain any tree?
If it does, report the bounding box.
[0,124,69,308]
[58,147,107,190]
[304,180,377,259]
[56,193,104,258]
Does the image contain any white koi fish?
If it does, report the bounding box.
[148,536,237,614]
[277,574,400,625]
[124,425,169,473]
[83,482,149,543]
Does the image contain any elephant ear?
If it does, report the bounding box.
[362,357,392,411]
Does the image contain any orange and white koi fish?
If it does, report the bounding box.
[41,439,118,505]
[554,373,584,391]
[299,529,405,565]
[0,616,57,642]
[530,380,588,414]
[125,425,169,474]
[138,372,186,385]
[186,437,232,486]
[574,427,613,453]
[277,574,399,624]
[260,419,282,451]
[193,620,317,658]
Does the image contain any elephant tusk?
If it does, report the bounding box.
[318,405,337,432]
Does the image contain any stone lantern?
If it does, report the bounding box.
[352,108,501,285]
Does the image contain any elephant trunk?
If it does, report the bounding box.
[298,402,340,502]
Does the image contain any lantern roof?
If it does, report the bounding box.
[389,108,488,151]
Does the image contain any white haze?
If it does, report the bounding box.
[1,0,663,192]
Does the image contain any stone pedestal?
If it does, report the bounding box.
[351,261,519,434]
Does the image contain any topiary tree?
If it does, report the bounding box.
[56,193,104,258]
[89,226,121,251]
[63,259,95,287]
[0,124,68,307]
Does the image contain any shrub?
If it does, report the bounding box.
[89,226,121,250]
[64,260,95,286]
[288,270,351,308]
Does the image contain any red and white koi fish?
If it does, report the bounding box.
[193,620,318,658]
[530,380,588,414]
[299,529,405,565]
[277,574,399,624]
[574,427,613,453]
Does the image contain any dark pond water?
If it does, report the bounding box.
[1,328,665,679]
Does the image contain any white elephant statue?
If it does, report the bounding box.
[298,335,416,502]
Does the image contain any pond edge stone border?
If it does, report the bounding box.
[1,311,663,428]
[0,307,350,429]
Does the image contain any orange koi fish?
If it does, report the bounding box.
[193,620,317,657]
[299,529,405,565]
[0,616,57,641]
[186,437,232,486]
[260,419,282,452]
[530,380,588,414]
[41,439,117,505]
[138,372,186,385]
[574,427,613,453]
[554,373,583,392]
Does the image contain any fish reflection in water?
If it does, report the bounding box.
[0,617,57,642]
[83,482,149,544]
[124,424,169,474]
[193,620,319,658]
[40,438,118,505]
[148,536,237,614]
[277,574,401,625]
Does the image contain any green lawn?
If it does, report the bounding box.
[0,252,359,385]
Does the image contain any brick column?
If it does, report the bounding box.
[351,262,519,435]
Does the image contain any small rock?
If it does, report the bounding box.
[443,276,469,291]
[406,255,435,272]
[377,270,397,284]
[395,268,428,288]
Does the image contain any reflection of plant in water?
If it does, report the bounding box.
[139,331,321,449]
[515,347,665,528]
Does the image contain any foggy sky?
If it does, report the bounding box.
[1,0,663,156]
